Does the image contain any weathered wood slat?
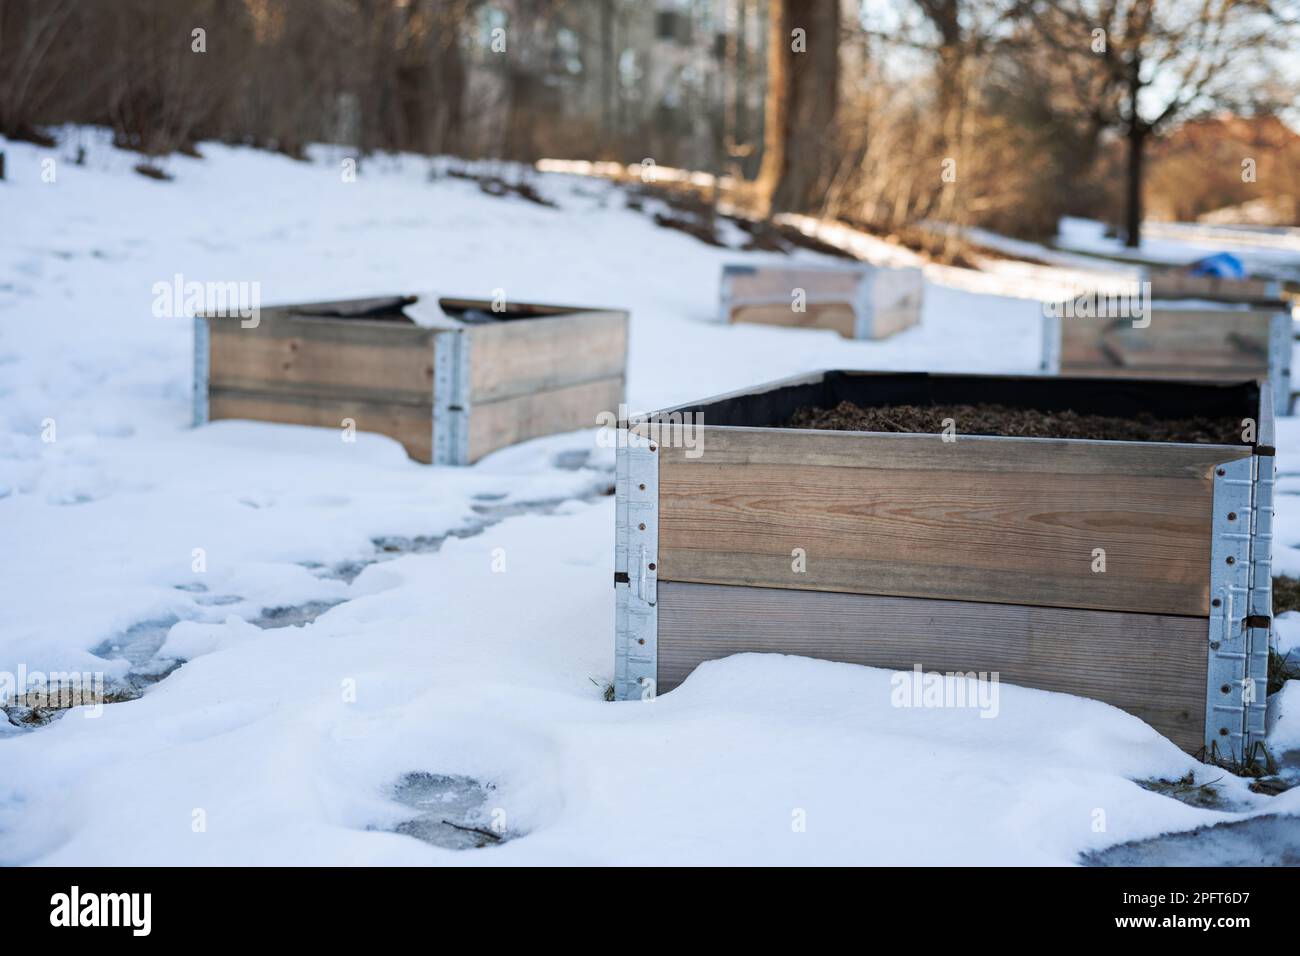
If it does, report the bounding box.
[661,426,1249,477]
[207,375,432,407]
[204,299,628,465]
[729,302,856,337]
[467,310,627,404]
[1045,364,1272,382]
[208,388,433,462]
[657,427,1250,615]
[468,375,623,462]
[868,267,925,338]
[1059,308,1277,378]
[872,305,921,339]
[211,312,429,346]
[1149,272,1280,302]
[727,267,863,300]
[656,581,1208,754]
[722,263,922,340]
[209,319,435,398]
[438,296,575,317]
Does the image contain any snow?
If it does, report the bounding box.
[1056,216,1300,280]
[2,130,1298,865]
[1267,681,1300,754]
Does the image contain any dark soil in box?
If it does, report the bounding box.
[786,401,1244,445]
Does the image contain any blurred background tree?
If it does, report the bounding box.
[1,0,1297,247]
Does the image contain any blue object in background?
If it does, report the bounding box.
[1187,252,1247,279]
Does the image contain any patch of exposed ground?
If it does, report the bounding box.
[1081,814,1300,866]
[386,772,515,850]
[1135,773,1237,811]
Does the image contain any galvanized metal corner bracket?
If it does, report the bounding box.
[614,427,659,702]
[192,315,210,427]
[431,329,471,465]
[1267,310,1291,418]
[1205,455,1260,758]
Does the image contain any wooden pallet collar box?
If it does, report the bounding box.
[1147,270,1283,303]
[614,370,1273,759]
[1040,297,1293,416]
[720,261,923,339]
[194,293,628,464]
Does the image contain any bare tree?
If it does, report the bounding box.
[0,0,84,143]
[1015,0,1298,245]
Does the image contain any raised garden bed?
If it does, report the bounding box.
[1041,299,1292,416]
[615,370,1274,759]
[194,293,628,464]
[1147,271,1283,304]
[719,261,923,340]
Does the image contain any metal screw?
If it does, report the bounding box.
[1221,684,1230,693]
[1228,512,1237,521]
[1219,727,1229,736]
[638,483,645,491]
[1212,598,1222,607]
[638,523,645,531]
[1226,556,1235,565]
[1210,641,1220,650]
[648,562,656,571]
[1217,468,1226,476]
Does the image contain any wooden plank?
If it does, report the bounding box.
[865,266,923,339]
[1059,308,1276,378]
[662,426,1250,478]
[208,388,433,462]
[210,311,430,346]
[208,315,435,400]
[656,427,1251,616]
[728,266,864,301]
[656,581,1208,754]
[1047,364,1270,382]
[467,375,623,463]
[1149,272,1280,302]
[280,295,417,321]
[723,264,921,340]
[871,304,920,339]
[728,301,856,337]
[437,296,578,317]
[467,310,627,404]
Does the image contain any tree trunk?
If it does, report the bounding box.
[429,4,466,155]
[754,0,838,215]
[1124,122,1145,248]
[1123,53,1145,248]
[600,0,615,150]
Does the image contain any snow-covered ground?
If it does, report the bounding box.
[1056,216,1300,281]
[2,130,1299,865]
